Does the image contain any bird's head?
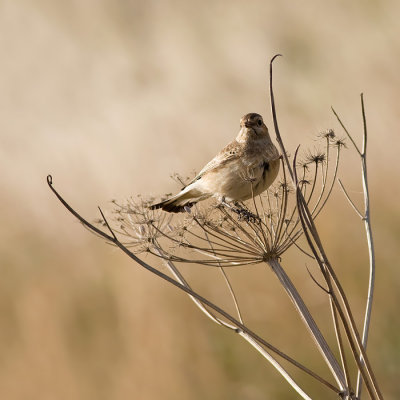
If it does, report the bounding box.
[237,113,270,142]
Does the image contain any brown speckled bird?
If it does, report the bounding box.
[150,113,280,213]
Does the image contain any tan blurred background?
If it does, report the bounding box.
[1,1,399,399]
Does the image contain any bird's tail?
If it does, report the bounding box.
[149,186,208,213]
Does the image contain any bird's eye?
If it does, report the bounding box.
[257,119,263,126]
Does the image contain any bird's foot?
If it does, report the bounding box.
[220,200,260,223]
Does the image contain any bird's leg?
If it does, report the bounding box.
[219,197,236,211]
[219,198,242,214]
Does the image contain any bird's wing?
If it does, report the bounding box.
[183,141,242,188]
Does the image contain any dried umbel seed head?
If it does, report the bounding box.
[306,150,326,165]
[107,126,346,268]
[319,129,336,140]
[333,138,347,149]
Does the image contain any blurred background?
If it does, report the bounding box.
[1,1,399,399]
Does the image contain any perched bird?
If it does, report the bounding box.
[150,113,280,213]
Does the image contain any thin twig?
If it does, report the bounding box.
[238,331,313,400]
[338,179,364,219]
[329,299,353,393]
[331,107,362,156]
[269,54,294,182]
[203,230,245,324]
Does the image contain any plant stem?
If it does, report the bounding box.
[356,94,376,399]
[268,258,346,390]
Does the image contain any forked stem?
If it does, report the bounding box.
[333,94,376,399]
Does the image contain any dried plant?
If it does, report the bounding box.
[48,55,382,399]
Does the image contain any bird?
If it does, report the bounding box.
[150,113,280,213]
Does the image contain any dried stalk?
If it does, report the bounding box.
[268,257,346,389]
[47,175,340,399]
[269,56,382,399]
[333,94,376,399]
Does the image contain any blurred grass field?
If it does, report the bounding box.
[1,1,400,399]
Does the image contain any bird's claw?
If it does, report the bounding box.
[221,201,260,223]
